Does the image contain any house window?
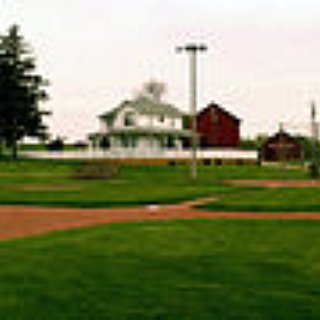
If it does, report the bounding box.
[124,112,135,126]
[130,137,137,148]
[120,136,130,148]
[167,136,175,148]
[120,136,137,148]
[159,115,165,122]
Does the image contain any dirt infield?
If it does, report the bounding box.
[2,195,320,241]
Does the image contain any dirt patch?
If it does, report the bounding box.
[1,196,320,241]
[225,179,320,188]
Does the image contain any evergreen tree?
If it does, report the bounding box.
[0,25,49,158]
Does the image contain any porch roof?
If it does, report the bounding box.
[108,127,192,137]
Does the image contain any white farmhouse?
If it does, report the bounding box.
[96,96,190,155]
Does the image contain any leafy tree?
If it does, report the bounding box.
[140,80,166,102]
[296,136,320,161]
[240,137,263,150]
[0,25,49,159]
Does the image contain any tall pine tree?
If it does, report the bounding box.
[0,25,49,158]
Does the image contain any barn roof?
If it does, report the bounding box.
[199,102,241,122]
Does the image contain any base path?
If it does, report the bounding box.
[2,196,320,241]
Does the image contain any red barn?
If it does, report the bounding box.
[197,102,241,147]
[261,130,303,162]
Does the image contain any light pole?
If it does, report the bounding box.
[176,43,207,180]
[310,100,319,177]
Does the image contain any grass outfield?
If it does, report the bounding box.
[200,187,320,212]
[0,160,235,207]
[0,159,309,207]
[1,220,320,319]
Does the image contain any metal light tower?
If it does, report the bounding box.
[310,100,319,177]
[176,43,207,180]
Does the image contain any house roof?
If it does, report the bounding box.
[199,102,241,122]
[100,97,185,122]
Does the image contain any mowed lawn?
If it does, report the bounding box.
[0,160,230,207]
[200,187,320,212]
[1,220,320,319]
[0,159,309,208]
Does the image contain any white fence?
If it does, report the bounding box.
[22,149,258,160]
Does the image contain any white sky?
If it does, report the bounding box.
[1,0,320,141]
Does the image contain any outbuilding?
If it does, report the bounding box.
[261,130,303,162]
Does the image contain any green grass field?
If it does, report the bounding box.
[0,159,312,208]
[0,160,234,207]
[1,220,320,319]
[0,160,320,319]
[200,187,320,212]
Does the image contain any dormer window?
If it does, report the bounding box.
[124,111,135,126]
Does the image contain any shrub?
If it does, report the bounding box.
[72,161,118,179]
[47,138,64,151]
[309,163,319,178]
[73,141,88,149]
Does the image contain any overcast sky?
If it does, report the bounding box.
[1,0,320,141]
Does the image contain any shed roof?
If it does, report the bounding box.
[262,130,302,147]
